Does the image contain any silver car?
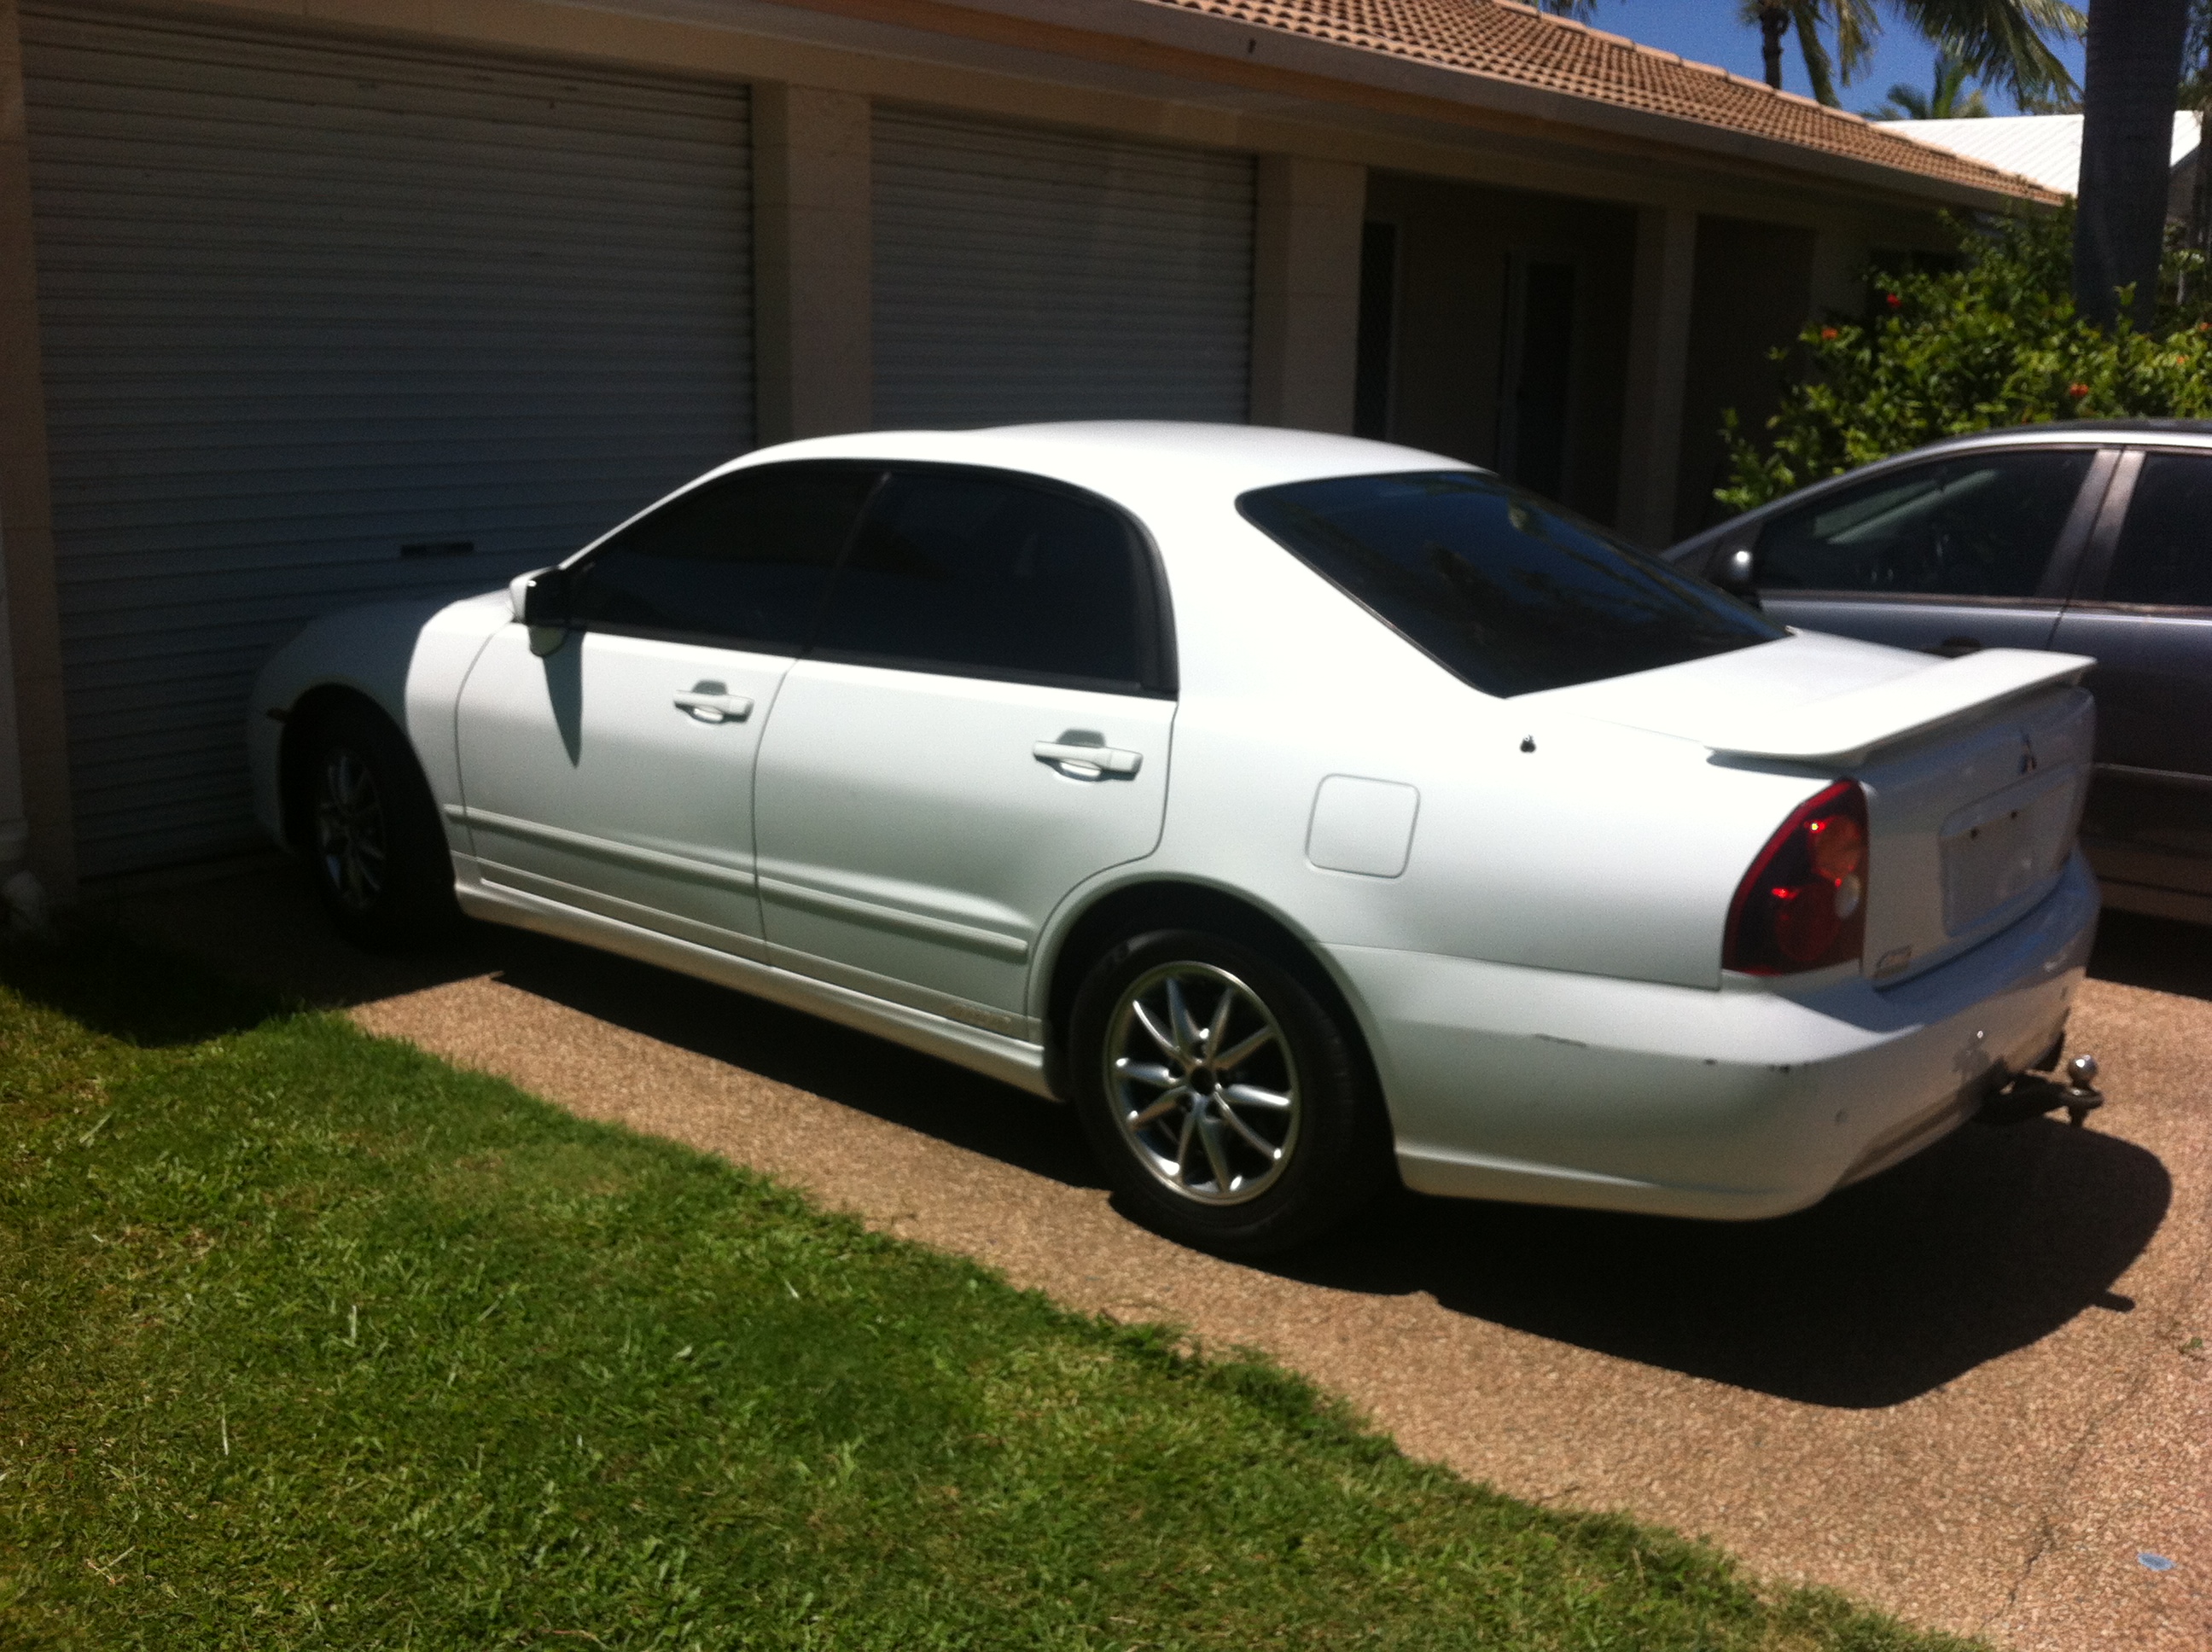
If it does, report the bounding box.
[1667,421,2212,927]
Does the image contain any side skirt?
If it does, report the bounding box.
[455,868,1056,1101]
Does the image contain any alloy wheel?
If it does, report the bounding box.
[315,746,387,914]
[1103,962,1301,1205]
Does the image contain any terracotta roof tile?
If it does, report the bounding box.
[1144,0,2062,201]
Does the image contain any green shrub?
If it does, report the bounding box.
[1718,210,2212,514]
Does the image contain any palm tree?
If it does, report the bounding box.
[2180,0,2212,272]
[1540,0,2082,109]
[1744,0,1870,105]
[1866,51,1994,116]
[2074,0,2193,328]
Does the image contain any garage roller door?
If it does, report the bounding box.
[22,8,754,878]
[873,108,1253,428]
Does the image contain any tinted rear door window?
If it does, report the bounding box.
[2104,451,2212,607]
[810,468,1161,690]
[1237,470,1778,697]
[569,463,881,650]
[1757,451,2092,597]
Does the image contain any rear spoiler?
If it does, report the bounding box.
[1701,649,2093,765]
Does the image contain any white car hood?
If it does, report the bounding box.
[1522,630,2094,765]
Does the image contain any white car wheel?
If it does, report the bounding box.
[300,700,459,950]
[1103,960,1302,1207]
[1072,929,1391,1257]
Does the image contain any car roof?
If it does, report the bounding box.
[715,421,1476,499]
[1911,418,2212,451]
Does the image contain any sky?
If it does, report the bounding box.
[1569,1,2089,118]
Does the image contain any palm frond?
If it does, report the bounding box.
[1895,0,2086,104]
[1790,0,1842,103]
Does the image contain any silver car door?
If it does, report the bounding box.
[1751,446,2112,656]
[2052,447,2212,913]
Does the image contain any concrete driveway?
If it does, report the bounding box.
[114,867,2209,1650]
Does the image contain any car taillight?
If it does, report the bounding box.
[1723,779,1869,975]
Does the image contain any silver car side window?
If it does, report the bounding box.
[1758,451,2092,598]
[2103,452,2212,608]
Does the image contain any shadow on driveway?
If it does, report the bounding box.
[1266,1119,2167,1409]
[110,865,2173,1412]
[2089,908,2212,1003]
[489,928,2171,1412]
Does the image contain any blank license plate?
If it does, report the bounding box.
[1940,766,2083,936]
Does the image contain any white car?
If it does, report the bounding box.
[248,423,2102,1255]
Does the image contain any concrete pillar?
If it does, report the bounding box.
[753,83,871,445]
[0,0,71,903]
[1614,206,1697,547]
[1249,154,1365,433]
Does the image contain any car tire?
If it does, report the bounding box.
[301,700,461,951]
[1068,928,1393,1258]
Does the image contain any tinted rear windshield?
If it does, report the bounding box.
[1238,471,1782,697]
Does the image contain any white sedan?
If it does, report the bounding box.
[247,424,2102,1255]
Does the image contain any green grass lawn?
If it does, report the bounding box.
[0,927,1978,1651]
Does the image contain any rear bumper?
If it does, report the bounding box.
[1335,852,2101,1220]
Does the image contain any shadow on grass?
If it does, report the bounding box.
[104,865,2170,1409]
[0,922,293,1048]
[105,864,1102,1189]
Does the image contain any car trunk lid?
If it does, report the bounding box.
[1525,633,2096,980]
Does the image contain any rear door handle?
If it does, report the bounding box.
[674,683,754,723]
[1033,740,1141,778]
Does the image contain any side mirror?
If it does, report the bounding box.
[1714,544,1761,608]
[513,566,572,628]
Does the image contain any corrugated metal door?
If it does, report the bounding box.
[873,109,1253,428]
[21,8,754,878]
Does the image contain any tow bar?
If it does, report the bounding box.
[1982,1054,2104,1128]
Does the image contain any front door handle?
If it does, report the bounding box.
[674,682,754,724]
[1034,740,1142,778]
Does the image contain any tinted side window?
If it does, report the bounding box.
[2105,452,2212,608]
[811,470,1156,689]
[1237,471,1779,698]
[569,464,880,651]
[1757,451,2093,597]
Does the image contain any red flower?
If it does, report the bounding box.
[2067,382,2091,399]
[1819,326,1840,340]
[1884,293,1902,310]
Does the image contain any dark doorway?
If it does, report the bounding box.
[1353,221,1399,439]
[1497,256,1576,500]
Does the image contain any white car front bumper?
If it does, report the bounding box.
[1333,852,2101,1221]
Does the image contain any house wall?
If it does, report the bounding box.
[0,0,69,892]
[0,0,1997,891]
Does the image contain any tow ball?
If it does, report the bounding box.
[1982,1054,2104,1128]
